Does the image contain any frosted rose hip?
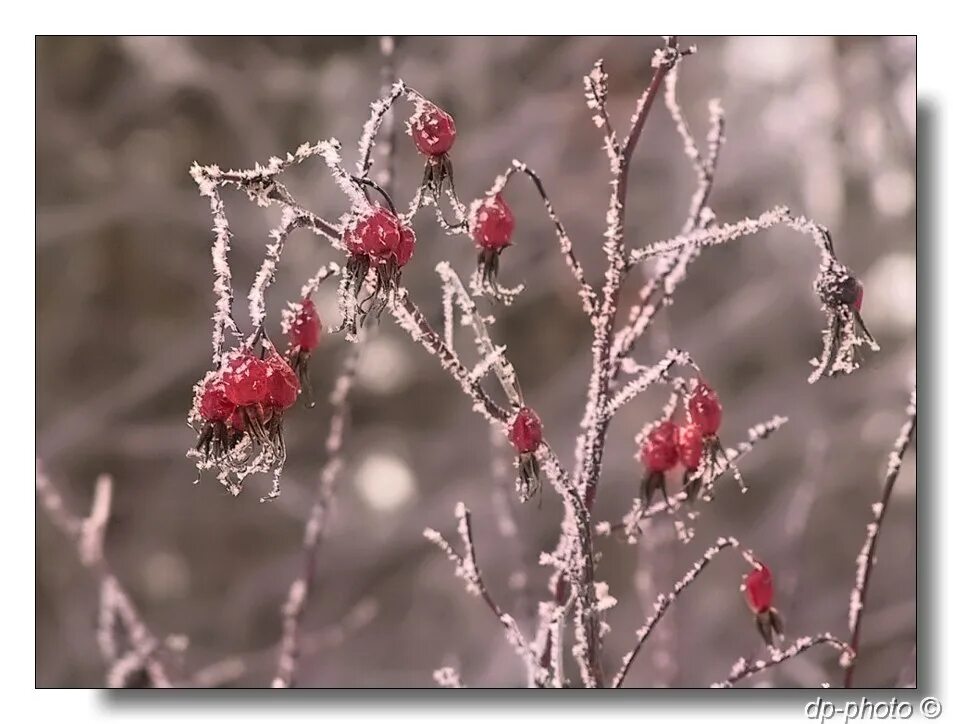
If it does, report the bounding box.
[222,353,269,406]
[472,194,515,252]
[199,377,235,423]
[290,299,321,352]
[744,562,774,614]
[265,352,300,410]
[412,104,456,157]
[345,206,416,270]
[508,407,543,454]
[640,421,679,473]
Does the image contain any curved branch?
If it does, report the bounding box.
[712,634,854,688]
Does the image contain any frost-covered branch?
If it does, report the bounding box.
[357,78,406,179]
[424,503,547,685]
[609,81,724,378]
[711,634,854,688]
[612,536,738,687]
[474,160,597,316]
[273,351,359,688]
[388,289,508,424]
[844,385,917,688]
[36,463,171,687]
[249,207,308,330]
[583,59,620,168]
[437,262,522,407]
[625,206,792,268]
[604,348,692,418]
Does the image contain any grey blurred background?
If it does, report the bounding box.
[36,36,916,688]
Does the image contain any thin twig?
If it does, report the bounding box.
[844,385,917,688]
[712,634,854,688]
[424,503,547,686]
[612,536,738,687]
[271,284,362,689]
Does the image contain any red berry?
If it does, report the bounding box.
[265,352,299,410]
[640,421,679,473]
[508,407,543,454]
[199,377,235,423]
[395,223,416,268]
[412,103,456,157]
[743,562,774,614]
[472,195,515,252]
[222,353,269,406]
[290,299,321,352]
[688,380,722,436]
[676,423,704,471]
[344,206,416,269]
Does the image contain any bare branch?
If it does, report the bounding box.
[844,385,917,688]
[273,350,360,688]
[612,536,738,687]
[712,633,854,688]
[36,463,171,687]
[424,503,547,685]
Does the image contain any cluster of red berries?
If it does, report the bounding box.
[507,406,543,502]
[344,205,417,303]
[743,560,784,646]
[192,298,322,465]
[195,349,299,460]
[638,379,723,506]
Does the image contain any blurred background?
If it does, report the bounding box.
[36,36,916,688]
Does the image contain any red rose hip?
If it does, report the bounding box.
[344,206,416,270]
[508,407,543,454]
[265,351,300,411]
[199,377,235,423]
[412,103,456,157]
[222,352,269,406]
[743,562,774,614]
[290,299,321,352]
[688,380,722,436]
[640,421,679,473]
[472,194,515,252]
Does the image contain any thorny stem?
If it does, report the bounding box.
[36,463,172,687]
[843,385,917,688]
